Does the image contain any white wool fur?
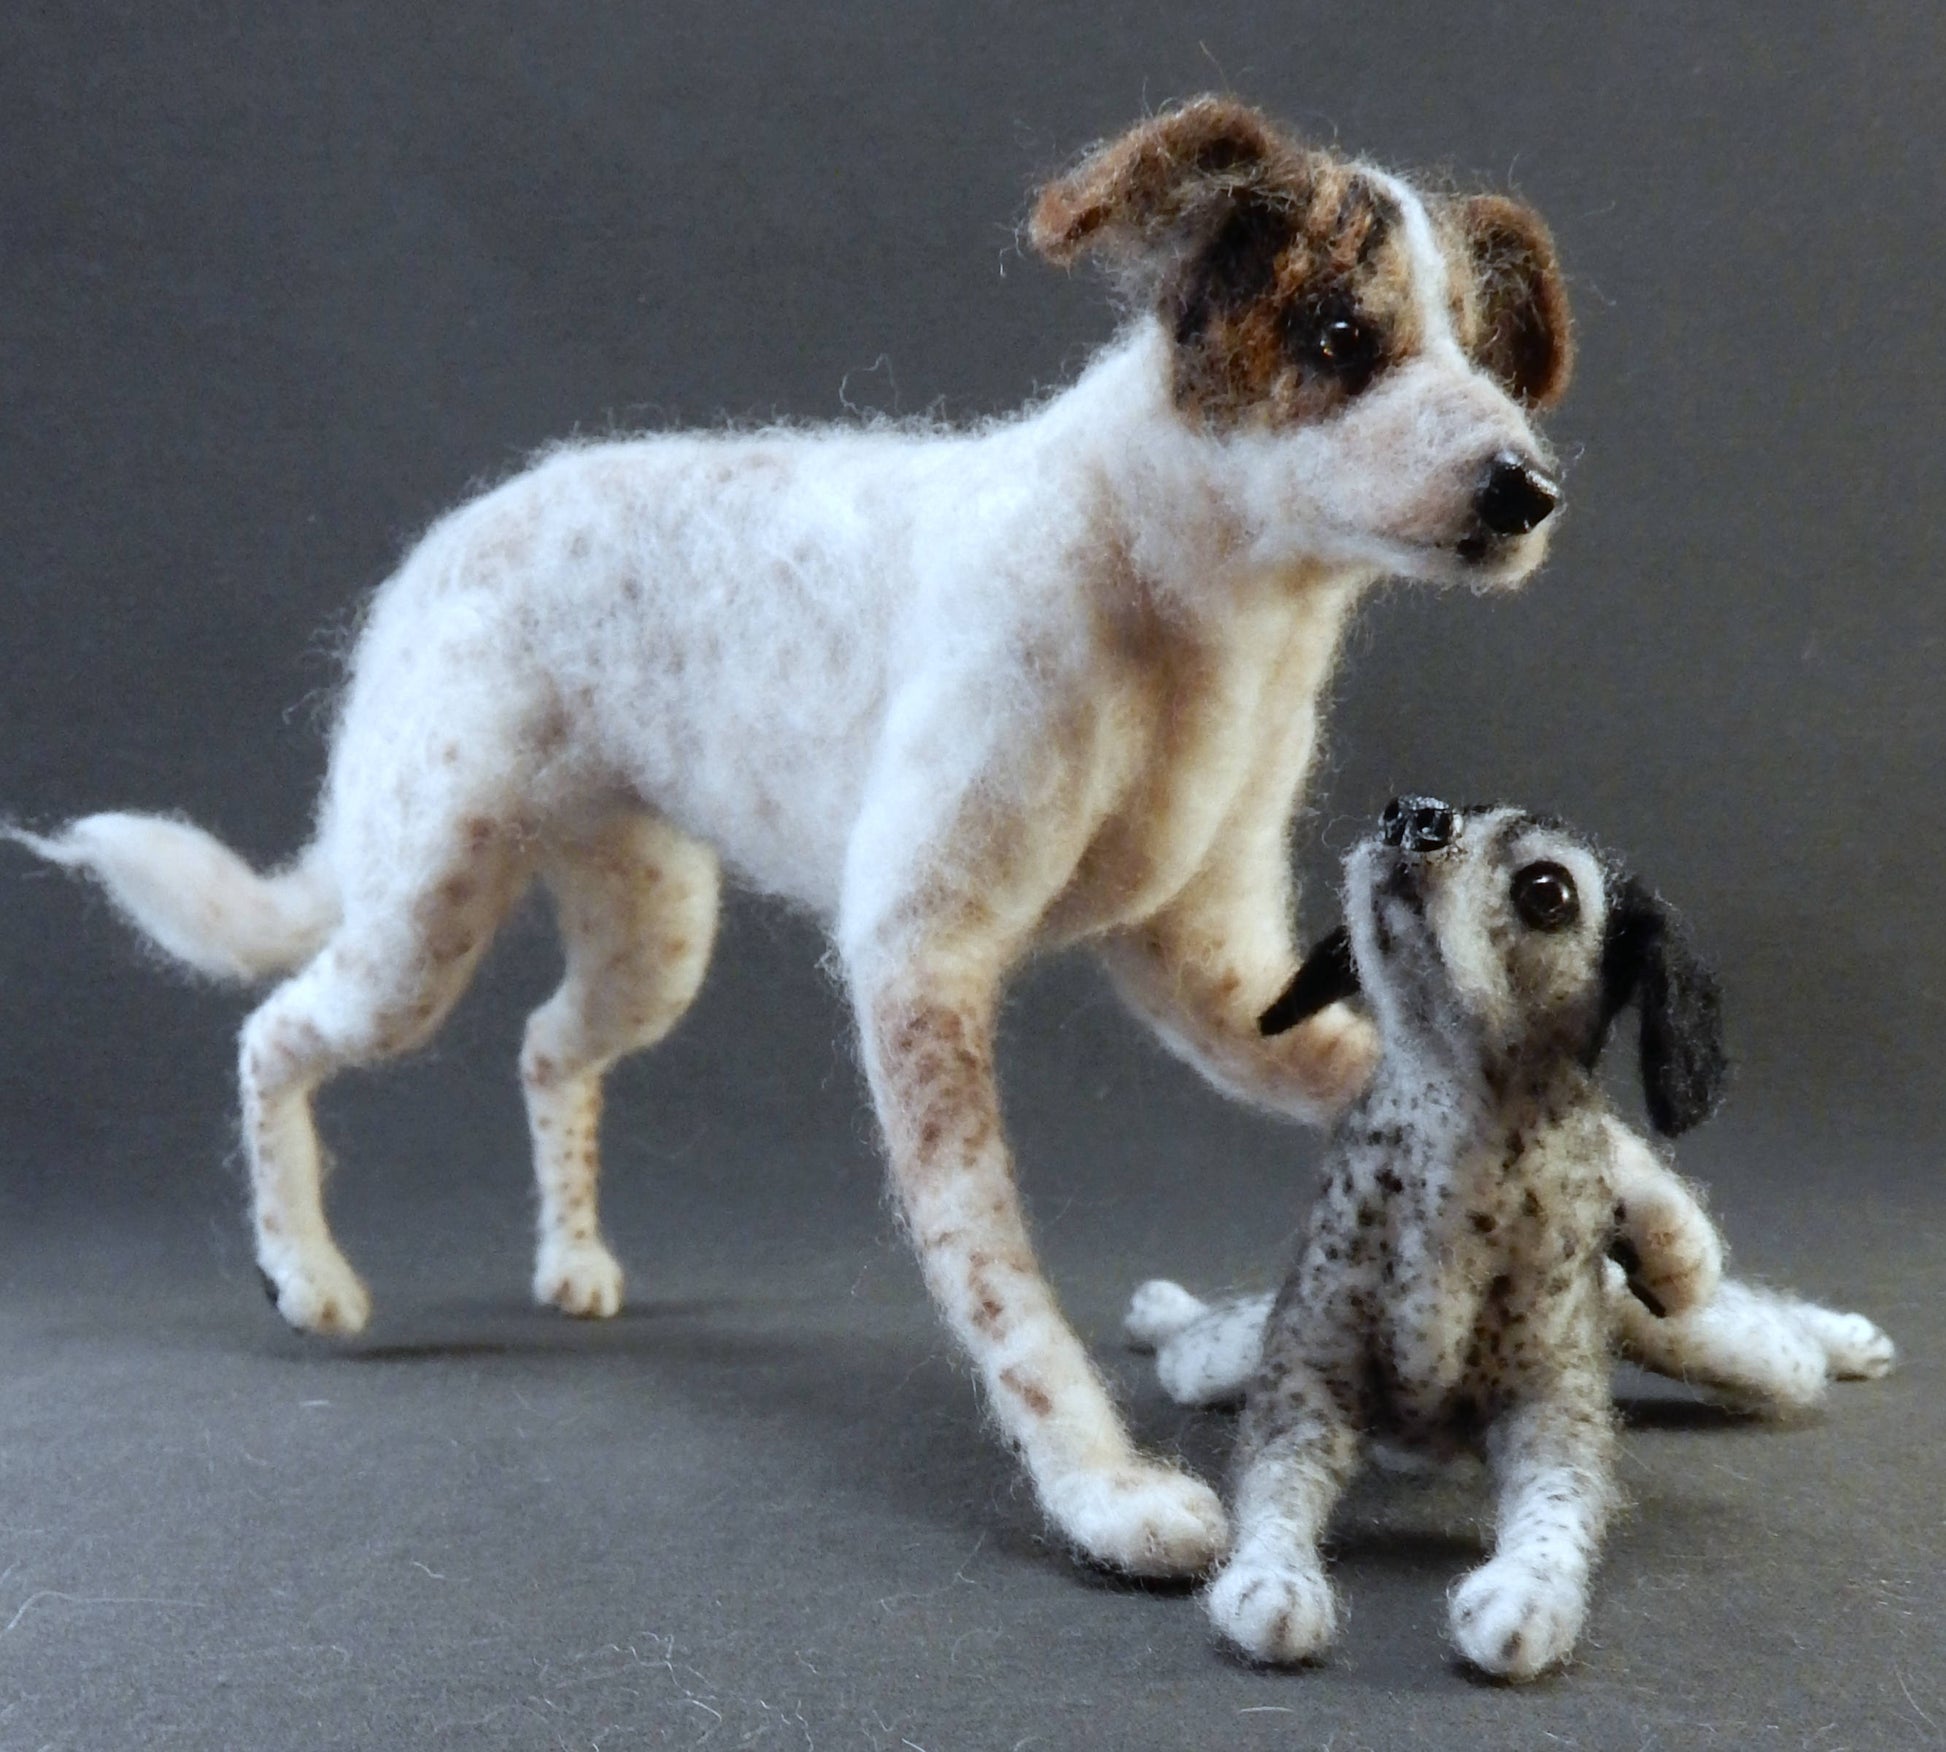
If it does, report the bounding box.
[1126,1117,1893,1416]
[3,816,334,982]
[1145,807,1896,1677]
[1129,1268,1896,1415]
[9,159,1586,1578]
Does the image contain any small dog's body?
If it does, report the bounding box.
[1176,802,1890,1678]
[4,99,1877,1578]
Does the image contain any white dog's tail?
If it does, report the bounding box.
[4,813,339,983]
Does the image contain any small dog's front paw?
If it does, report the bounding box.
[261,1245,371,1336]
[1124,1279,1205,1350]
[1450,1556,1585,1681]
[534,1239,625,1319]
[1795,1305,1896,1380]
[1042,1460,1228,1579]
[1207,1554,1337,1665]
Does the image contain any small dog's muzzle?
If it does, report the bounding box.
[1380,796,1454,854]
[1473,451,1561,539]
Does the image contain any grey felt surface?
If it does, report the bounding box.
[1,3,1942,1747]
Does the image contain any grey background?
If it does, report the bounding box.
[0,4,1939,1748]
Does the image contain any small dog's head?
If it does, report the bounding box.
[1030,97,1571,586]
[1259,800,1726,1135]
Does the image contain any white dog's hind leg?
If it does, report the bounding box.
[240,824,529,1335]
[522,814,719,1319]
[1126,1285,1274,1408]
[1451,1387,1615,1682]
[1608,1268,1895,1414]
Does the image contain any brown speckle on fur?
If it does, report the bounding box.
[1000,1368,1054,1418]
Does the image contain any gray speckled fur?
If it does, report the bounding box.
[1209,806,1630,1680]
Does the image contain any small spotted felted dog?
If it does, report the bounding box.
[0,97,1878,1579]
[1149,800,1892,1678]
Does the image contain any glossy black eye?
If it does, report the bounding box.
[1511,861,1579,931]
[1316,317,1367,365]
[1285,300,1381,393]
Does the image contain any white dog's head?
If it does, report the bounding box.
[1031,97,1573,586]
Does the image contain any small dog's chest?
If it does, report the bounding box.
[1290,1095,1615,1445]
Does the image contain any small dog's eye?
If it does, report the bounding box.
[1512,861,1579,931]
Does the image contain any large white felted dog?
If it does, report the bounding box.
[5,98,1875,1577]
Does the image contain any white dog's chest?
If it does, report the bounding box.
[1043,579,1357,941]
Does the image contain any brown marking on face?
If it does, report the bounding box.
[1027,98,1427,431]
[1168,162,1422,429]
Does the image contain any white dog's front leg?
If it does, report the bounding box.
[1451,1388,1615,1682]
[854,957,1226,1578]
[1099,864,1378,1127]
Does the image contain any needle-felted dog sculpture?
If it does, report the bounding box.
[1175,800,1890,1678]
[0,96,1865,1580]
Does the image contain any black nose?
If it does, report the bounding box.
[1381,796,1455,853]
[1474,452,1561,538]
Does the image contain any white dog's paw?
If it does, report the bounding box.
[1795,1305,1896,1380]
[1449,1556,1585,1681]
[1042,1460,1228,1578]
[534,1238,625,1319]
[1206,1553,1338,1665]
[259,1245,371,1336]
[1124,1279,1205,1350]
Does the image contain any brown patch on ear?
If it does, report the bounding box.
[1456,194,1574,409]
[1027,95,1298,268]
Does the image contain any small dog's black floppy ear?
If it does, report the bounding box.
[1028,96,1291,268]
[1600,878,1728,1136]
[1457,193,1574,410]
[1259,924,1359,1037]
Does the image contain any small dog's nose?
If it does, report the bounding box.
[1381,796,1455,852]
[1474,452,1561,538]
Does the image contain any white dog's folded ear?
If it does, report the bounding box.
[1457,194,1575,410]
[1259,923,1359,1037]
[1600,879,1728,1136]
[1028,96,1294,269]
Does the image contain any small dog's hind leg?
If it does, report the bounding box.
[240,824,529,1335]
[523,813,719,1318]
[1122,1278,1210,1349]
[1126,1285,1274,1409]
[1450,1386,1615,1682]
[1608,1270,1895,1413]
